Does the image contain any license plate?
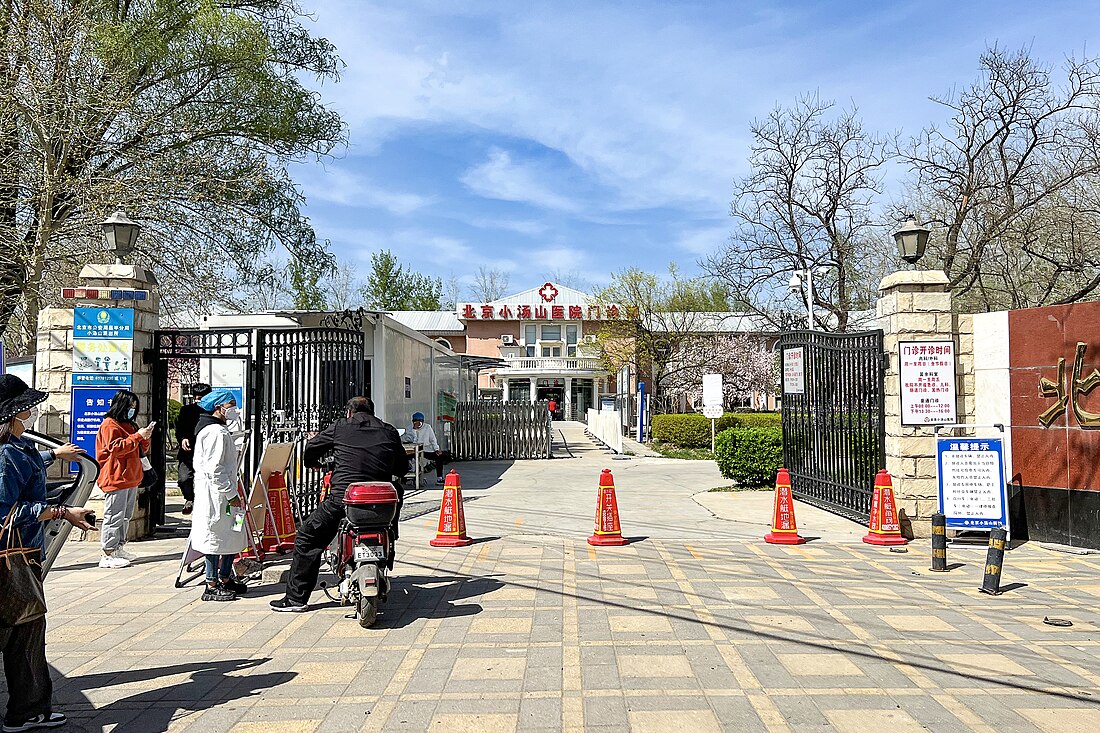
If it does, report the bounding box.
[354,544,385,562]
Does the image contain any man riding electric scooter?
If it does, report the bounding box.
[270,396,408,613]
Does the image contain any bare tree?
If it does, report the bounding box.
[900,46,1100,310]
[470,266,510,302]
[706,95,892,331]
[324,263,365,311]
[544,269,591,292]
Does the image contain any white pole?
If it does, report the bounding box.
[711,418,716,453]
[805,267,814,330]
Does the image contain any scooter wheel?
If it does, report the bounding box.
[358,595,378,628]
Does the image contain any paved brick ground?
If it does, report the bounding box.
[8,424,1100,732]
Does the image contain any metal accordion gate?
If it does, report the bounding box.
[452,401,552,460]
[777,329,886,522]
[149,324,368,523]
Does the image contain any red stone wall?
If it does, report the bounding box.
[1008,302,1100,492]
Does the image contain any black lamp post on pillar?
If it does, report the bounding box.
[100,210,142,264]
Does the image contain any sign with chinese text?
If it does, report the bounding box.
[70,387,120,460]
[783,347,805,394]
[899,340,957,425]
[937,437,1009,532]
[71,307,133,462]
[458,302,622,321]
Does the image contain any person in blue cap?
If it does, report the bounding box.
[188,389,248,602]
[402,411,444,485]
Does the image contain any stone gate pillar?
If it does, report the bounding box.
[877,270,954,538]
[36,263,159,540]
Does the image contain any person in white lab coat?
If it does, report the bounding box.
[402,411,445,484]
[189,389,248,602]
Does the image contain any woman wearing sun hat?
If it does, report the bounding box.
[0,374,94,731]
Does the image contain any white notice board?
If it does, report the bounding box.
[702,374,723,407]
[937,436,1009,535]
[783,347,805,395]
[899,340,957,426]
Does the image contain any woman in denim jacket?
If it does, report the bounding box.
[0,375,93,732]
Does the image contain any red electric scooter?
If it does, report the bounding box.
[320,481,400,628]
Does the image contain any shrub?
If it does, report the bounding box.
[652,411,781,448]
[652,413,739,448]
[168,399,182,433]
[714,426,783,487]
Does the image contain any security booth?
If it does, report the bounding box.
[147,309,476,522]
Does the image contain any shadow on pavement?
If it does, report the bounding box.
[381,573,506,629]
[46,658,294,732]
[51,551,186,573]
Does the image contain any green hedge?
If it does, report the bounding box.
[714,426,783,487]
[652,412,781,448]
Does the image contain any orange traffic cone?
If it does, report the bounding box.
[430,469,473,547]
[588,469,628,546]
[863,469,908,546]
[764,468,806,545]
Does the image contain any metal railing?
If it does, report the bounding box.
[500,357,602,372]
[586,409,624,454]
[453,401,552,460]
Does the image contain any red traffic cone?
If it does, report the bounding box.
[588,469,628,546]
[764,468,806,545]
[863,469,908,546]
[430,470,473,547]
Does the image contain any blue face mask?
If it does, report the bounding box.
[127,407,137,420]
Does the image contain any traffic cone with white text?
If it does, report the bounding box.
[862,469,908,546]
[588,469,628,546]
[764,468,806,545]
[430,469,473,547]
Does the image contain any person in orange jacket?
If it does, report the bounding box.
[95,390,154,568]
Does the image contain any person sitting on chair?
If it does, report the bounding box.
[401,411,445,485]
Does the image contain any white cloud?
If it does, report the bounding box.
[460,149,581,212]
[298,164,431,215]
[676,226,730,256]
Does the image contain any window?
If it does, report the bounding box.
[567,325,578,357]
[524,325,536,344]
[526,345,535,357]
[542,346,560,357]
[541,325,561,341]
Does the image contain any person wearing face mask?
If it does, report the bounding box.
[189,390,248,602]
[95,390,154,569]
[0,375,95,732]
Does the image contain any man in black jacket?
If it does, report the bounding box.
[174,382,211,516]
[270,396,409,612]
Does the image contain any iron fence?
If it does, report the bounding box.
[777,329,886,522]
[453,401,552,460]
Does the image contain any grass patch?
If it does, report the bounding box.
[708,485,770,492]
[650,442,714,460]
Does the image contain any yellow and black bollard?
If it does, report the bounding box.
[978,527,1008,595]
[930,512,948,572]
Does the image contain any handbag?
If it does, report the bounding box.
[0,508,48,627]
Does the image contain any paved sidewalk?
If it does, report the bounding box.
[9,429,1100,732]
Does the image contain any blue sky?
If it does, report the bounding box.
[294,0,1100,298]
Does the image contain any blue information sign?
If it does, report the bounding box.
[70,386,121,462]
[73,307,133,340]
[70,307,134,463]
[936,437,1009,532]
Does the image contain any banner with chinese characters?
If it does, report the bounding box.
[70,307,134,460]
[899,340,957,425]
[937,437,1009,533]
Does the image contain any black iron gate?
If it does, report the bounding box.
[777,329,886,522]
[148,325,368,524]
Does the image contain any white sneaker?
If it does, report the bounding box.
[115,547,136,561]
[99,555,131,569]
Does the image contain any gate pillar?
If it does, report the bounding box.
[878,270,953,538]
[36,264,160,540]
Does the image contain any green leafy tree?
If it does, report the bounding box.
[361,250,442,310]
[0,0,345,350]
[596,264,735,410]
